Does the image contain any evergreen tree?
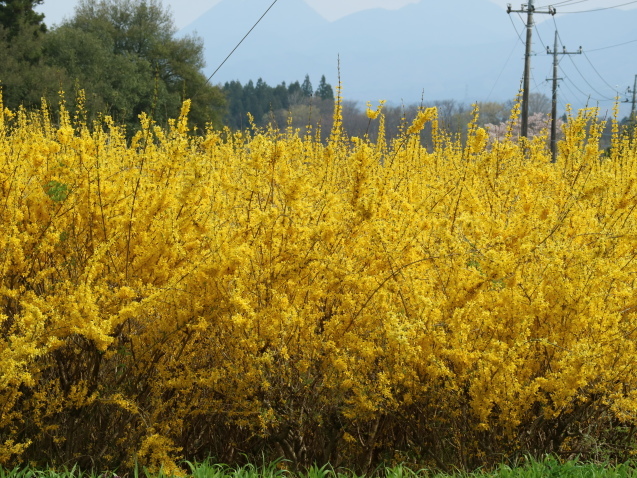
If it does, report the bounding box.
[221,75,335,130]
[223,80,245,128]
[301,74,313,97]
[315,75,333,101]
[287,80,302,103]
[273,82,289,110]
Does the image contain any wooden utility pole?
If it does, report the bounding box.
[507,2,556,137]
[631,74,637,121]
[546,31,581,162]
[550,31,559,163]
[622,75,637,126]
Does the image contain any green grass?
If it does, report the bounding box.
[2,456,636,478]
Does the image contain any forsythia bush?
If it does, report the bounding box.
[1,92,637,474]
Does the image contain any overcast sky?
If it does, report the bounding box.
[36,0,637,30]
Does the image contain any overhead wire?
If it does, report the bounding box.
[504,13,537,96]
[538,15,568,112]
[562,50,616,100]
[538,0,591,7]
[557,85,573,112]
[560,66,616,103]
[560,72,595,104]
[508,12,526,44]
[537,0,625,110]
[550,19,617,103]
[509,12,546,96]
[582,50,620,95]
[587,38,637,52]
[559,1,637,13]
[533,29,555,100]
[547,49,576,109]
[559,78,581,106]
[486,36,523,101]
[203,0,280,85]
[533,20,548,51]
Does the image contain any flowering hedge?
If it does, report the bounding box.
[1,94,637,473]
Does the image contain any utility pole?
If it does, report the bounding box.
[507,2,556,137]
[622,75,637,126]
[546,31,581,162]
[630,74,637,122]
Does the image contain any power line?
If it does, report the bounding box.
[559,1,637,13]
[550,29,606,104]
[538,0,590,7]
[587,38,637,52]
[561,72,595,103]
[560,73,586,104]
[554,28,616,101]
[204,0,281,84]
[554,10,621,97]
[563,50,616,100]
[533,21,548,51]
[486,38,523,101]
[560,68,615,103]
[582,50,620,95]
[530,66,546,93]
[547,16,621,109]
[508,13,526,44]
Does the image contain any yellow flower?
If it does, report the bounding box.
[366,100,386,120]
[406,106,437,135]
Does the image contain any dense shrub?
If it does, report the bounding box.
[1,94,637,474]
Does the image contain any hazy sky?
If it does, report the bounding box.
[36,0,637,30]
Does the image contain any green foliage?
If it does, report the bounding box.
[0,0,225,131]
[44,180,69,202]
[1,457,637,478]
[222,75,334,130]
[41,0,225,131]
[301,74,313,98]
[0,0,57,110]
[0,0,46,39]
[0,23,61,110]
[42,23,154,123]
[316,75,334,101]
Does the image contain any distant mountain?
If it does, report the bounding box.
[180,0,637,116]
[330,0,511,47]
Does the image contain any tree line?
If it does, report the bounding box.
[0,0,339,135]
[222,74,334,130]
